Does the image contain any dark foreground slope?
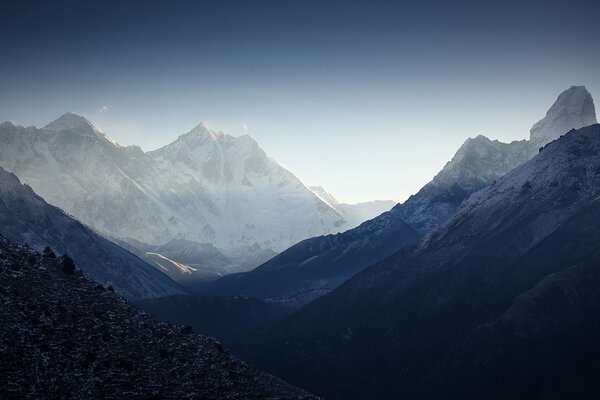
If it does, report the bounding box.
[0,236,316,400]
[245,124,600,400]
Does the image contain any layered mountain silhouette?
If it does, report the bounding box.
[0,167,184,299]
[246,124,600,400]
[209,86,596,301]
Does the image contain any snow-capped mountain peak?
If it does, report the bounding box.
[44,112,97,132]
[44,112,121,146]
[530,85,596,144]
[186,122,222,140]
[0,113,348,267]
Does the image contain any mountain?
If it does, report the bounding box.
[395,86,595,234]
[309,185,396,228]
[208,85,596,302]
[0,115,345,272]
[0,167,184,299]
[247,124,600,400]
[0,236,315,399]
[209,207,419,300]
[147,123,346,253]
[395,86,596,235]
[530,85,596,143]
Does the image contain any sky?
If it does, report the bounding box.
[1,0,599,203]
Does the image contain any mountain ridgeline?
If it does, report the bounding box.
[245,123,600,399]
[208,85,597,302]
[1,86,599,400]
[0,116,348,279]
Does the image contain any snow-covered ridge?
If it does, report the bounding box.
[0,113,347,272]
[44,112,122,147]
[398,85,597,234]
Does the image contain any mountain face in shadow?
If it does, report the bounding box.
[244,124,600,400]
[0,167,184,299]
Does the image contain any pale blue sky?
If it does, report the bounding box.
[1,0,599,202]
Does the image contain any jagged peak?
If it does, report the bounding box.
[530,85,597,144]
[189,122,215,134]
[175,123,259,149]
[43,112,121,147]
[44,112,96,131]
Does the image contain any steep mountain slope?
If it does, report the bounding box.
[210,86,596,301]
[309,185,396,229]
[0,236,316,399]
[396,135,537,233]
[0,167,184,299]
[137,293,293,345]
[249,124,600,400]
[210,207,419,300]
[0,114,171,245]
[148,124,345,253]
[0,115,345,271]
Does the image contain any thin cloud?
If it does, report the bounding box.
[96,105,112,113]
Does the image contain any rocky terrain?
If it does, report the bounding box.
[0,236,316,399]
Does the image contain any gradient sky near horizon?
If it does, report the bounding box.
[1,0,600,203]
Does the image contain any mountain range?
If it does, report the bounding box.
[0,115,356,282]
[1,84,599,400]
[208,86,597,302]
[245,122,600,400]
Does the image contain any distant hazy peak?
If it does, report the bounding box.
[175,122,257,148]
[0,121,18,129]
[186,122,221,138]
[44,112,96,131]
[43,112,121,146]
[530,85,596,143]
